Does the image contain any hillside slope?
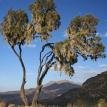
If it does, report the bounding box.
[0,71,107,105]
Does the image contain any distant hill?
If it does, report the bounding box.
[41,80,80,99]
[55,71,107,105]
[0,80,80,105]
[82,71,107,100]
[0,71,107,105]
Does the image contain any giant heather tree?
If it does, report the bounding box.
[0,10,34,106]
[0,0,105,107]
[30,0,61,106]
[30,1,105,107]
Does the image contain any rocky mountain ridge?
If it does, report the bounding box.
[0,71,107,105]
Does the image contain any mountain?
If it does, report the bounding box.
[40,80,80,99]
[82,71,107,100]
[38,80,80,105]
[0,80,80,105]
[0,71,107,106]
[42,71,107,105]
[55,71,107,105]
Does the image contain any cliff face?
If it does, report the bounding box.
[82,71,107,100]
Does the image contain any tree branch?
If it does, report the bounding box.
[38,54,55,85]
[37,43,54,85]
[19,44,22,57]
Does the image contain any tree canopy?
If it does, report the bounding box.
[43,14,105,77]
[0,0,106,106]
[30,0,60,40]
[0,9,34,46]
[67,15,105,60]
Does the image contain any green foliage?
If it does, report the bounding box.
[0,1,106,105]
[52,14,105,77]
[0,9,34,46]
[53,40,77,77]
[67,15,98,38]
[30,0,60,40]
[67,14,105,60]
[54,40,77,64]
[0,0,106,93]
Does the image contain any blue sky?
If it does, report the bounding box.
[0,0,107,92]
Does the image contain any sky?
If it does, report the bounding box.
[0,0,107,92]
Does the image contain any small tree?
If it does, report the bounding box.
[0,9,34,106]
[30,1,105,106]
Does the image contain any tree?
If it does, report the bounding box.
[0,0,105,107]
[31,2,105,106]
[0,9,34,106]
[30,0,60,106]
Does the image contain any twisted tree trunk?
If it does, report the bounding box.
[32,43,55,107]
[11,45,29,106]
[32,85,42,107]
[19,57,29,106]
[32,67,49,107]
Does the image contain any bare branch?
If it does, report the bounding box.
[11,46,20,59]
[38,54,55,85]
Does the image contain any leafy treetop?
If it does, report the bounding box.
[67,15,105,60]
[50,14,105,77]
[30,0,61,40]
[0,9,34,46]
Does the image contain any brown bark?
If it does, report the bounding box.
[32,43,55,107]
[11,45,29,106]
[32,67,49,107]
[32,85,42,107]
[19,57,29,106]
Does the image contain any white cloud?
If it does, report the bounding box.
[101,32,107,38]
[70,69,98,84]
[99,64,107,68]
[70,62,107,84]
[26,72,35,76]
[24,44,36,48]
[96,32,107,38]
[103,32,107,38]
[99,64,107,71]
[96,32,100,35]
[63,31,68,38]
[75,65,86,69]
[105,32,107,37]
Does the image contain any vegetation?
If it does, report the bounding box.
[30,0,60,40]
[0,0,105,107]
[0,9,34,106]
